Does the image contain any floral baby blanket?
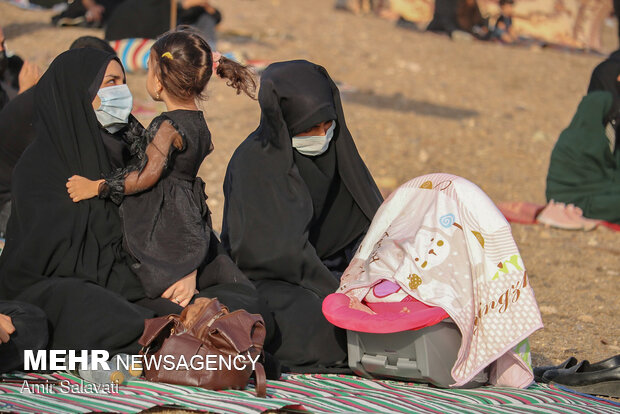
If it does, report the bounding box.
[336,173,543,387]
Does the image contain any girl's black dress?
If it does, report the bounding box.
[117,110,213,298]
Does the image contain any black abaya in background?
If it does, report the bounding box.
[104,0,168,40]
[104,0,221,43]
[0,49,153,354]
[427,0,459,35]
[427,0,485,37]
[222,60,383,371]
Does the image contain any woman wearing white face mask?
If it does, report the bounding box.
[222,60,383,373]
[291,120,336,156]
[91,59,145,172]
[0,49,155,355]
[94,83,133,133]
[0,36,130,239]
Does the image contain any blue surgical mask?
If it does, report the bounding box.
[94,84,133,133]
[292,120,336,157]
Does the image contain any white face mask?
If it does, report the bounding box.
[291,120,336,157]
[94,84,133,133]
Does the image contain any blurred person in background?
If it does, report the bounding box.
[104,0,221,48]
[52,0,125,27]
[427,0,489,40]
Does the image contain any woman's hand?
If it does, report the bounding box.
[0,314,15,344]
[66,176,104,202]
[82,0,104,23]
[161,270,198,308]
[18,61,41,94]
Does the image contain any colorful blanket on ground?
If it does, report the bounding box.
[337,174,543,388]
[109,39,154,73]
[1,372,619,413]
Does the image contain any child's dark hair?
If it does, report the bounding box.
[499,0,514,5]
[150,28,256,100]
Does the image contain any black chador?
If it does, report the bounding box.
[222,60,383,371]
[0,49,154,354]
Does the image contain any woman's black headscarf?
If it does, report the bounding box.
[0,48,143,300]
[222,60,383,298]
[588,50,620,125]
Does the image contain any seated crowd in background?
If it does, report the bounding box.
[52,0,221,48]
[335,0,518,44]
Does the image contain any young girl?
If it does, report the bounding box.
[67,29,256,308]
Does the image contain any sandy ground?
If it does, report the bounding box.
[1,0,619,373]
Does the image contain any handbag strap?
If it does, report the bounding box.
[254,362,267,398]
[138,316,179,348]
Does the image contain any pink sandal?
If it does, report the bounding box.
[536,200,601,231]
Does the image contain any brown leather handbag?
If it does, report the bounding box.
[138,297,267,397]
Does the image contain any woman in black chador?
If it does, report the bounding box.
[65,31,274,334]
[0,48,154,354]
[1,46,276,357]
[222,60,383,372]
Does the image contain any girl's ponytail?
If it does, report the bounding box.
[215,56,257,100]
[151,28,256,102]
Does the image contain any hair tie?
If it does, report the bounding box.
[161,52,174,60]
[212,51,222,71]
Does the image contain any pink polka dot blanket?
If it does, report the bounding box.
[323,173,543,388]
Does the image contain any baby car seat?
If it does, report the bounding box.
[323,281,486,388]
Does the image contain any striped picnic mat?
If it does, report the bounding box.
[1,372,618,413]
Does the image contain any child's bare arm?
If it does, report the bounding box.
[90,120,182,203]
[67,176,105,202]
